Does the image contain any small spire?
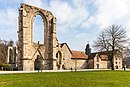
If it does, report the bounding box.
[85,42,91,56]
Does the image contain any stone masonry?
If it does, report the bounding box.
[17,3,57,71]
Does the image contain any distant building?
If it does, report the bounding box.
[7,43,122,70]
[7,43,89,70]
[87,50,122,69]
[53,43,88,70]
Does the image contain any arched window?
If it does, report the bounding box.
[56,51,62,64]
[33,15,44,44]
[9,49,13,64]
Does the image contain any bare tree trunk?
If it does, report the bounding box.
[111,47,114,70]
[111,59,114,70]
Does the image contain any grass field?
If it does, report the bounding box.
[0,71,130,87]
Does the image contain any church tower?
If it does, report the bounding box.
[85,43,91,56]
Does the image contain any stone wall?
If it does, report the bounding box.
[88,51,123,69]
[88,59,94,69]
[17,3,57,71]
[113,51,122,69]
[59,43,72,70]
[93,54,108,69]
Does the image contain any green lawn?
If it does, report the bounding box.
[0,71,130,87]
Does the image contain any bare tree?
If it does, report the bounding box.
[93,25,129,70]
[121,45,130,68]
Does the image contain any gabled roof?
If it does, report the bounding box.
[71,50,88,60]
[92,49,120,55]
[60,43,88,59]
[89,53,97,59]
[89,53,108,61]
[89,50,120,61]
[60,43,72,54]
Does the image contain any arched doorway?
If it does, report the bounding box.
[34,55,42,70]
[116,65,118,69]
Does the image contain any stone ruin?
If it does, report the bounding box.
[17,3,57,71]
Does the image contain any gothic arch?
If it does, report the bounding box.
[9,48,13,64]
[7,46,14,64]
[17,3,57,71]
[31,11,47,44]
[56,51,62,63]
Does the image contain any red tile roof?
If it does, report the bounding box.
[71,50,88,59]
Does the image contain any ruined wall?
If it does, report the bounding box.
[7,46,16,64]
[17,3,57,71]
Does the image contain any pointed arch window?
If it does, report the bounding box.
[33,15,44,44]
[56,51,62,64]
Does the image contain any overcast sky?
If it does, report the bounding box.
[0,0,130,51]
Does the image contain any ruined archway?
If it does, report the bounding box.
[17,3,57,71]
[7,46,15,64]
[9,49,13,64]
